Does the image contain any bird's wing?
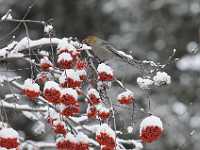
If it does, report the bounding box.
[101,42,142,66]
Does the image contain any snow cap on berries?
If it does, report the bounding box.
[77,69,87,81]
[0,128,20,149]
[60,88,78,105]
[0,128,19,139]
[97,105,110,113]
[137,77,154,89]
[97,63,114,81]
[97,105,110,120]
[59,69,81,88]
[36,72,50,84]
[61,88,78,100]
[87,88,102,105]
[140,115,163,143]
[57,52,73,69]
[87,105,97,119]
[153,71,171,86]
[57,38,78,56]
[88,88,100,99]
[96,124,115,139]
[40,56,53,70]
[44,81,60,91]
[53,120,67,135]
[56,134,76,150]
[117,90,134,105]
[23,79,40,99]
[58,103,80,117]
[43,81,61,104]
[24,79,40,92]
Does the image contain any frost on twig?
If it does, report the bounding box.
[1,9,13,21]
[44,24,53,34]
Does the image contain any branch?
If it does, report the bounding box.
[0,100,47,112]
[0,19,45,25]
[0,38,62,59]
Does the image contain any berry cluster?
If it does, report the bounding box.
[0,128,20,149]
[20,37,165,149]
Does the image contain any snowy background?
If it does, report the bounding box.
[0,0,200,150]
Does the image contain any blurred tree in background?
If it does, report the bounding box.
[0,0,200,149]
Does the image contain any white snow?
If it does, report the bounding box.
[13,37,61,52]
[0,41,18,57]
[127,126,133,133]
[176,54,200,71]
[87,88,100,99]
[77,69,87,77]
[117,90,134,100]
[57,104,67,112]
[57,52,73,62]
[44,24,53,33]
[96,123,115,139]
[53,120,66,127]
[65,132,76,142]
[97,105,110,113]
[0,48,7,57]
[140,115,163,135]
[39,50,49,56]
[40,56,52,65]
[70,116,88,123]
[61,88,78,100]
[118,51,133,59]
[46,108,60,120]
[59,69,81,84]
[97,63,113,75]
[153,71,171,86]
[0,128,19,138]
[23,79,40,92]
[1,10,13,20]
[57,38,77,53]
[76,132,89,144]
[7,52,24,58]
[142,60,157,67]
[69,40,82,49]
[14,37,31,52]
[137,77,154,89]
[81,44,92,50]
[44,81,60,91]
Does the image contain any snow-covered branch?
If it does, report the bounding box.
[0,100,47,112]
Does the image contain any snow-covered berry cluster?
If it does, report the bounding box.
[137,71,171,89]
[56,132,89,150]
[23,79,40,100]
[0,128,20,149]
[97,63,114,81]
[96,124,116,150]
[117,90,134,105]
[85,88,111,120]
[140,115,163,143]
[17,35,170,150]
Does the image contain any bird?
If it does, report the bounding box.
[82,35,116,61]
[82,35,140,65]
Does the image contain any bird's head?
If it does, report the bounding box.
[82,35,97,46]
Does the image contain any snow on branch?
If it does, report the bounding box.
[0,100,47,112]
